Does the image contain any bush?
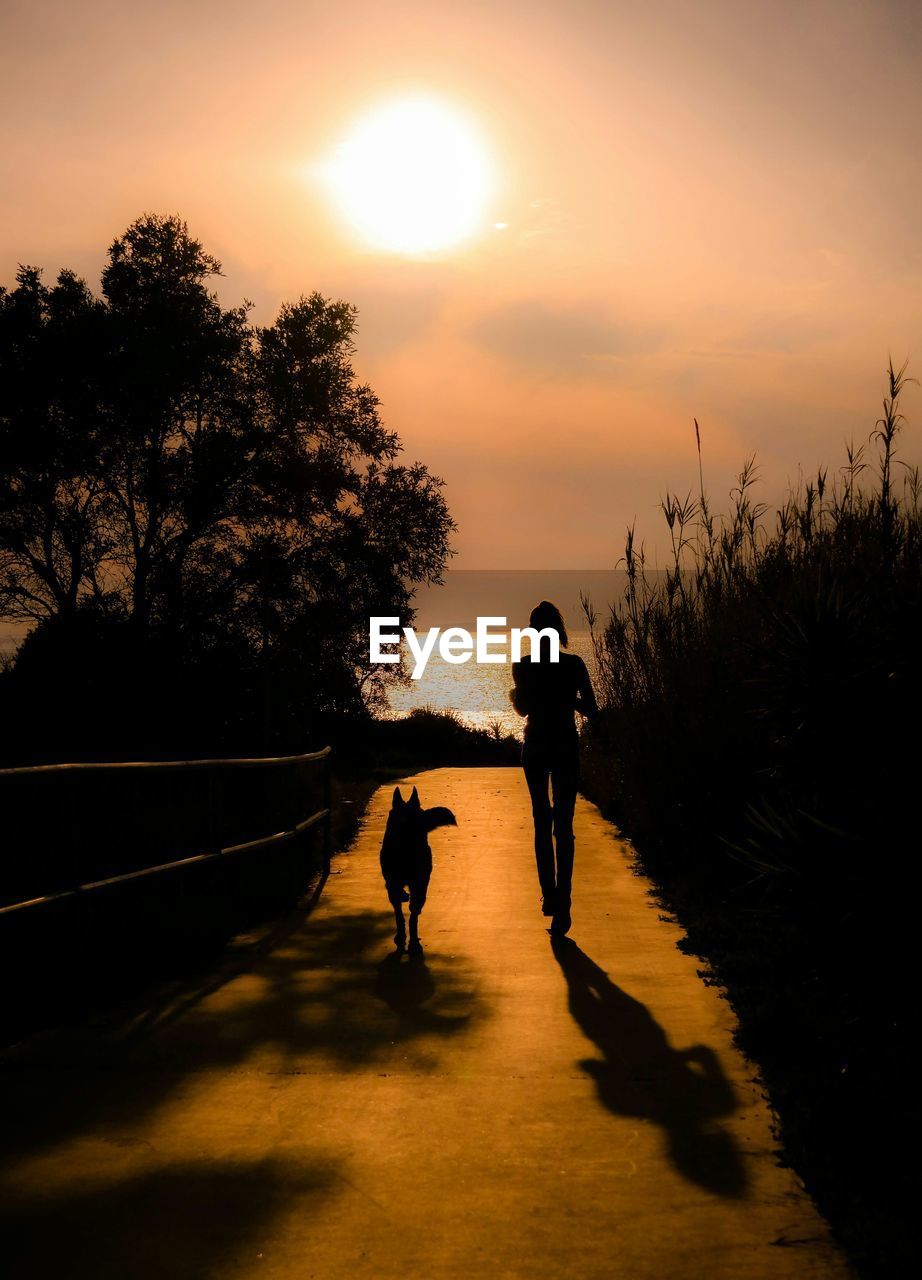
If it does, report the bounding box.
[581,361,919,1278]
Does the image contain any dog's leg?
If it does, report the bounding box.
[408,909,422,955]
[392,901,407,952]
[407,872,428,956]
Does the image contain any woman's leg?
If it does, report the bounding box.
[523,751,556,904]
[550,756,579,925]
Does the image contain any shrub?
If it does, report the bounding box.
[581,361,919,1278]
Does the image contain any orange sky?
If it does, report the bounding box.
[2,0,920,566]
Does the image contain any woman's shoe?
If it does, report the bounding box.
[541,892,556,916]
[549,910,571,936]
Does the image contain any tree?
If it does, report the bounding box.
[0,265,108,619]
[0,215,453,755]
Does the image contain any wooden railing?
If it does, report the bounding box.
[0,746,332,917]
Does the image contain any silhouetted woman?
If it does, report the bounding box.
[511,601,597,936]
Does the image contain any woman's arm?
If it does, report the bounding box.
[510,661,530,717]
[575,658,598,719]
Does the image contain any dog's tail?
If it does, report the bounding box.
[423,806,457,833]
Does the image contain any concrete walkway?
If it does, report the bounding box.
[1,768,850,1279]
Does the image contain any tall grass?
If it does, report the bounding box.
[581,361,920,1278]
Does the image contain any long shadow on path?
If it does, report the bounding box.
[0,1155,335,1280]
[2,907,484,1168]
[375,950,476,1040]
[0,903,485,1279]
[551,936,747,1198]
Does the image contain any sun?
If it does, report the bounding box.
[321,96,493,255]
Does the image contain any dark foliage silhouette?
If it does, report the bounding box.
[580,362,920,1275]
[0,214,454,761]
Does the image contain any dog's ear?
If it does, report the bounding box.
[392,787,405,809]
[408,786,421,810]
[423,806,457,833]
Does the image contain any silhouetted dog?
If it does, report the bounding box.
[380,786,456,955]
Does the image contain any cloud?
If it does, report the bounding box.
[350,284,448,360]
[467,299,660,375]
[720,314,831,356]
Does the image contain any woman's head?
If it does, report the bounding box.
[529,600,568,648]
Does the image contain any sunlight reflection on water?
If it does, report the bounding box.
[385,632,597,738]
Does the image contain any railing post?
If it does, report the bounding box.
[70,771,86,895]
[322,749,332,873]
[69,771,89,981]
[207,767,218,854]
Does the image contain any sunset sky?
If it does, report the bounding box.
[2,0,920,566]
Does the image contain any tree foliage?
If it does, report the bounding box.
[581,365,920,1277]
[0,215,454,756]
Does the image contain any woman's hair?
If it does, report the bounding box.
[529,600,568,648]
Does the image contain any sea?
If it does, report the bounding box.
[0,570,633,739]
[385,570,629,737]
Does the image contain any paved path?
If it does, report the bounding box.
[0,768,850,1279]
